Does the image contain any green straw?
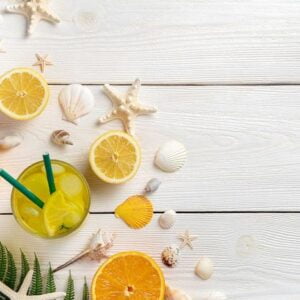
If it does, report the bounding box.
[43,153,56,194]
[0,169,44,209]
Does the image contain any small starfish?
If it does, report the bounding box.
[0,270,65,299]
[178,230,198,250]
[0,40,6,53]
[6,0,60,35]
[33,53,53,72]
[99,79,157,136]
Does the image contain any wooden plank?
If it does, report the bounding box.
[2,85,300,213]
[1,213,300,299]
[1,0,300,84]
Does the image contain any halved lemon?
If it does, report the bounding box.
[89,130,141,184]
[0,68,49,120]
[92,251,165,299]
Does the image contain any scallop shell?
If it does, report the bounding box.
[159,210,176,229]
[165,286,191,300]
[0,135,22,150]
[144,178,161,194]
[203,291,227,300]
[115,195,153,229]
[195,257,214,280]
[161,245,180,267]
[51,130,73,146]
[59,84,94,124]
[154,140,186,172]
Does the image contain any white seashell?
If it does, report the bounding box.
[51,130,73,146]
[144,178,161,194]
[159,210,176,229]
[155,140,186,173]
[89,229,115,249]
[195,257,214,280]
[161,245,180,268]
[0,135,22,150]
[202,291,227,300]
[59,84,94,125]
[165,286,192,300]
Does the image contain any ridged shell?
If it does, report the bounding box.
[155,140,187,172]
[165,286,191,300]
[59,84,94,124]
[195,257,214,280]
[161,245,180,267]
[51,130,73,145]
[115,195,153,229]
[203,291,227,300]
[159,210,176,229]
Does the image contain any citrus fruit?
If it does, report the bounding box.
[0,67,49,120]
[43,191,83,237]
[89,130,141,184]
[92,251,165,299]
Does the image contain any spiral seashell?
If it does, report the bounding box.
[165,285,192,300]
[144,178,161,194]
[155,140,187,173]
[195,257,214,280]
[0,135,22,150]
[51,130,73,146]
[59,84,95,124]
[158,210,176,229]
[161,245,180,268]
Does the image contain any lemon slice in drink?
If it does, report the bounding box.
[43,191,83,237]
[89,130,141,184]
[0,68,49,120]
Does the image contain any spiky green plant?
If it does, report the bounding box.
[82,277,89,300]
[0,243,7,282]
[4,249,16,290]
[65,271,75,300]
[17,249,30,291]
[29,253,43,295]
[45,263,56,293]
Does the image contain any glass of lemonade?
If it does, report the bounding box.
[11,160,90,238]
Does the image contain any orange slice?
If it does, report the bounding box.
[92,251,165,299]
[89,131,141,184]
[0,68,49,120]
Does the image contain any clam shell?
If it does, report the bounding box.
[154,140,186,173]
[115,195,153,229]
[161,245,180,268]
[195,257,214,280]
[165,286,192,300]
[159,210,176,229]
[59,84,94,124]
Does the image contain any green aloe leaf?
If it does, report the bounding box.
[4,248,16,290]
[82,277,89,300]
[65,271,75,300]
[46,263,56,293]
[17,249,30,291]
[29,253,43,295]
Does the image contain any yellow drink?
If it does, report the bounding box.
[11,160,90,238]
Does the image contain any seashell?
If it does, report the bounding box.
[115,195,153,229]
[154,140,186,173]
[59,84,94,125]
[158,210,176,229]
[195,257,214,280]
[51,130,73,146]
[161,245,180,267]
[203,291,227,300]
[0,135,22,150]
[165,285,192,300]
[144,178,161,194]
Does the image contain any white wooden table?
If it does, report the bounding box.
[1,0,300,299]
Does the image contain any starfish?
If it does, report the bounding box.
[99,79,157,136]
[0,270,65,299]
[6,0,60,35]
[33,53,53,72]
[178,230,198,250]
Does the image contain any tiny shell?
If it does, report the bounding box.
[165,286,192,300]
[195,257,214,280]
[51,130,73,146]
[155,140,186,173]
[59,84,94,124]
[144,178,161,194]
[161,245,180,267]
[158,210,176,229]
[203,291,227,300]
[0,135,22,150]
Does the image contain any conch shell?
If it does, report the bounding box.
[51,130,73,146]
[0,135,22,150]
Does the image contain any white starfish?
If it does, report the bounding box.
[99,79,157,136]
[6,0,60,35]
[0,270,65,300]
[178,230,198,250]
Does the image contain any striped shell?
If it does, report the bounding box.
[114,195,153,229]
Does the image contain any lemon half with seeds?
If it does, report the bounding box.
[0,68,49,120]
[89,130,141,184]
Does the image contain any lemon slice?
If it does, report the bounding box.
[89,130,141,184]
[0,68,49,120]
[43,191,83,237]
